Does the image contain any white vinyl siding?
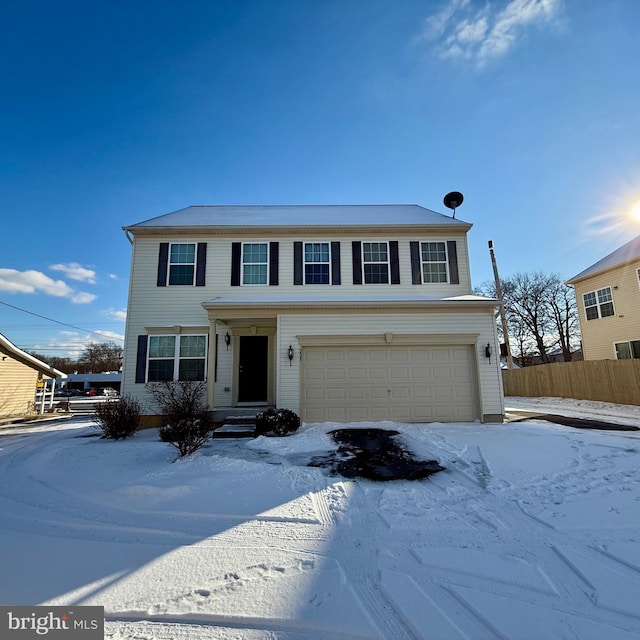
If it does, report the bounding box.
[121,232,477,409]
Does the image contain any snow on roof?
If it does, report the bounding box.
[567,234,640,283]
[125,204,470,230]
[0,332,65,378]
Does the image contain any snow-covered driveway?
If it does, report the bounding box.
[1,398,640,639]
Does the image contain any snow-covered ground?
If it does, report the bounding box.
[1,398,639,639]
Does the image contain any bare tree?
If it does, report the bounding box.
[77,342,123,373]
[477,272,580,366]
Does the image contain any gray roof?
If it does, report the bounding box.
[567,234,640,284]
[124,204,470,230]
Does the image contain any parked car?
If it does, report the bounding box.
[102,387,118,397]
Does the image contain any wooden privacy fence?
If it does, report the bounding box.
[502,360,640,406]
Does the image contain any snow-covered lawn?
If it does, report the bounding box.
[1,398,640,639]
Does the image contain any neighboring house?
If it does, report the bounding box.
[121,204,504,424]
[0,332,65,419]
[567,234,640,361]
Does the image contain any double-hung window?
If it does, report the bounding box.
[169,243,196,285]
[362,242,389,284]
[615,340,640,359]
[420,242,448,283]
[583,287,614,320]
[242,243,268,285]
[147,335,207,382]
[304,242,330,284]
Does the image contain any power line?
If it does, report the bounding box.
[0,299,124,342]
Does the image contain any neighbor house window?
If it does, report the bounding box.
[147,335,207,381]
[637,268,640,290]
[615,340,640,359]
[420,241,448,283]
[583,287,614,320]
[362,242,389,284]
[304,242,330,284]
[242,243,268,285]
[168,243,196,285]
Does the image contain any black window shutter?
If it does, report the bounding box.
[410,242,422,285]
[231,242,241,286]
[269,242,279,286]
[352,241,362,285]
[293,242,303,285]
[331,241,341,285]
[195,243,207,286]
[157,243,169,287]
[447,240,459,284]
[135,335,148,383]
[390,241,400,284]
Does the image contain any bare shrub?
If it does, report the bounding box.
[93,395,142,440]
[147,381,214,458]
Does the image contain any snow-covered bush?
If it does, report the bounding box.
[255,408,300,437]
[93,395,142,440]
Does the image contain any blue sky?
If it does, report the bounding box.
[1,0,639,357]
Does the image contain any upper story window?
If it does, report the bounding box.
[615,340,640,359]
[304,242,330,284]
[420,242,448,283]
[242,243,268,285]
[410,240,460,286]
[168,243,196,285]
[637,268,640,290]
[583,287,614,320]
[362,242,389,284]
[157,242,207,287]
[147,334,207,382]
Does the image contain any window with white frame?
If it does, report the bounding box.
[147,335,207,382]
[242,243,268,285]
[304,242,330,284]
[583,287,614,320]
[615,340,640,359]
[420,241,448,283]
[169,243,196,285]
[362,242,389,284]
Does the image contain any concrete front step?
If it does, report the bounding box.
[213,423,256,438]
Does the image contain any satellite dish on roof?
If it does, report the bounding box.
[443,191,464,218]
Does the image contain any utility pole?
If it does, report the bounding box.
[488,240,514,370]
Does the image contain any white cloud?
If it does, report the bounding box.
[50,262,96,284]
[105,308,127,321]
[34,330,125,359]
[0,268,95,304]
[71,291,97,304]
[109,274,118,280]
[418,0,562,66]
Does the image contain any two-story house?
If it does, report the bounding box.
[121,204,504,425]
[566,234,640,360]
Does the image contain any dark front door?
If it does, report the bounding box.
[238,336,268,402]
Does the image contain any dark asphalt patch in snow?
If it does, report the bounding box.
[509,413,639,431]
[309,428,445,481]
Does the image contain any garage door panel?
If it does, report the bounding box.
[302,344,478,423]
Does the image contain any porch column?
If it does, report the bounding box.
[208,318,217,408]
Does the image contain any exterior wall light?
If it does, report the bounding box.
[288,344,294,366]
[485,343,492,362]
[224,332,231,350]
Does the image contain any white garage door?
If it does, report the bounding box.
[301,345,478,423]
